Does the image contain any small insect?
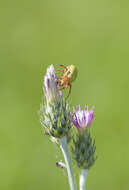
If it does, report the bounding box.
[56,161,66,169]
[57,65,78,98]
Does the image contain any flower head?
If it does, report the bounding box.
[43,64,61,103]
[40,64,72,140]
[70,105,94,130]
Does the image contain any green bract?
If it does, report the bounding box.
[39,98,72,139]
[72,132,97,169]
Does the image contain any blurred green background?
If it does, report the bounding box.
[1,0,129,189]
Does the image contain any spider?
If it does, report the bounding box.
[56,65,78,98]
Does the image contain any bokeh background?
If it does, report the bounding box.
[1,0,129,189]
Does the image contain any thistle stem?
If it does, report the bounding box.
[60,136,77,190]
[79,169,88,190]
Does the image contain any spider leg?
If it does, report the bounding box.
[56,69,64,72]
[56,65,68,72]
[58,65,67,69]
[56,65,67,75]
[57,77,63,85]
[66,83,72,99]
[56,69,66,75]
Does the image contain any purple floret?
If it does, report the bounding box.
[70,105,94,129]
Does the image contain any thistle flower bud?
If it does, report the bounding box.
[39,65,72,141]
[71,105,96,169]
[72,132,97,169]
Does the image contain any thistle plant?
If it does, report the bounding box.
[70,106,96,190]
[39,64,97,190]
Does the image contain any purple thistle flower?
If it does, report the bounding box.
[70,105,94,130]
[43,65,62,103]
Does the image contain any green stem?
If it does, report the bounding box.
[60,136,77,190]
[79,169,88,190]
